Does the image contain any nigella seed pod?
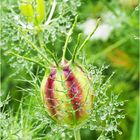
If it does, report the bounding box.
[41,62,93,127]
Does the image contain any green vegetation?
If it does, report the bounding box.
[1,0,139,140]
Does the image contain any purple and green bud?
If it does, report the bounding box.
[41,62,93,127]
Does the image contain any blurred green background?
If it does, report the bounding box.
[1,0,139,140]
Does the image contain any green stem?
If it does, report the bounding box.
[71,33,82,63]
[37,29,59,67]
[45,0,57,26]
[62,15,78,62]
[16,27,51,65]
[10,52,47,69]
[74,129,81,140]
[77,18,101,53]
[22,35,52,65]
[37,29,44,49]
[45,48,59,67]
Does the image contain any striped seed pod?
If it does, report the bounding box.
[41,62,93,127]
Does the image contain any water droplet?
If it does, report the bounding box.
[68,37,72,43]
[17,58,24,63]
[117,115,121,119]
[135,6,139,11]
[77,1,81,7]
[97,135,106,140]
[12,36,19,42]
[61,132,65,138]
[133,35,139,40]
[0,102,3,107]
[10,63,16,68]
[107,125,114,131]
[120,102,124,106]
[66,22,71,29]
[101,115,106,120]
[90,125,96,130]
[115,103,119,107]
[63,0,68,2]
[118,131,122,135]
[14,47,20,51]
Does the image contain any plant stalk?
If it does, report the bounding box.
[77,18,101,53]
[23,35,52,65]
[45,0,57,26]
[37,30,59,67]
[71,33,82,63]
[74,129,81,140]
[9,52,47,69]
[62,15,78,62]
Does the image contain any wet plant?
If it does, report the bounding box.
[1,0,126,140]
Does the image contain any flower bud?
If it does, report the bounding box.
[41,62,93,127]
[19,0,34,22]
[35,0,46,25]
[19,0,46,25]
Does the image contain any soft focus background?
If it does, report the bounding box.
[1,0,139,140]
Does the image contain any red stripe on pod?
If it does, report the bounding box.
[63,64,85,119]
[45,67,57,116]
